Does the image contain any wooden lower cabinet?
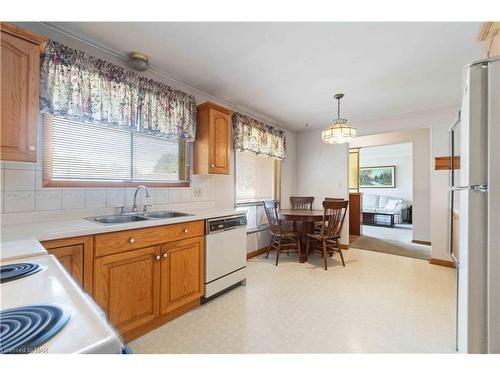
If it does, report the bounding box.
[93,246,161,334]
[92,233,205,340]
[160,236,205,314]
[41,235,93,292]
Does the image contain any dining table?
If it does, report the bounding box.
[278,209,325,262]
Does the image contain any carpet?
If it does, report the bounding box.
[350,235,431,260]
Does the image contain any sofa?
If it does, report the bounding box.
[362,194,410,224]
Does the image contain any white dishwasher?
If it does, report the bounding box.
[203,213,247,301]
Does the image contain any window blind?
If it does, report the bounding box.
[132,133,180,181]
[235,151,275,204]
[48,116,184,183]
[50,118,131,181]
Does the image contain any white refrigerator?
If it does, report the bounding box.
[450,56,500,353]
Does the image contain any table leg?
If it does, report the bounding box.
[299,221,315,263]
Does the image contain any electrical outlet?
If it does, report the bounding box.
[193,187,202,197]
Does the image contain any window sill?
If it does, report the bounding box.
[236,201,265,208]
[246,224,270,234]
[43,179,190,188]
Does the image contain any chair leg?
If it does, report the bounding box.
[338,249,345,267]
[322,240,328,271]
[306,237,310,259]
[276,240,281,266]
[297,237,302,260]
[266,236,273,259]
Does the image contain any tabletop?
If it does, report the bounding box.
[278,209,324,221]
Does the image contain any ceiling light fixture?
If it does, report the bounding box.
[321,93,356,144]
[127,52,150,72]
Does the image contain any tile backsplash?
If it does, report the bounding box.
[0,161,214,214]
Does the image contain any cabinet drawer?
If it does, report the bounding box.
[94,220,205,257]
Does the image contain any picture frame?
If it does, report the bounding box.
[359,165,396,188]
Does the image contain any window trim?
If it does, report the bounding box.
[348,147,360,192]
[43,115,191,188]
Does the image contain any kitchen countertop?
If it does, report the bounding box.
[1,208,241,260]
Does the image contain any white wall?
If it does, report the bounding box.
[350,128,431,243]
[359,143,413,203]
[295,129,349,245]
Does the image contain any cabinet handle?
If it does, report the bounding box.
[211,164,215,168]
[28,145,36,152]
[129,238,135,243]
[183,229,188,234]
[163,253,168,258]
[155,255,161,260]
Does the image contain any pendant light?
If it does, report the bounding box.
[321,93,357,144]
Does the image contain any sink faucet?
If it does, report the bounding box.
[132,185,150,212]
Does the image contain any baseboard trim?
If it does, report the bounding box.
[412,239,432,246]
[246,246,269,259]
[429,258,456,268]
[339,243,349,250]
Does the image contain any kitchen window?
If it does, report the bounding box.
[235,151,281,230]
[43,115,190,188]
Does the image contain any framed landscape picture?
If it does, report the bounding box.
[359,165,396,188]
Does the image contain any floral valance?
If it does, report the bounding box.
[232,112,286,160]
[40,40,197,141]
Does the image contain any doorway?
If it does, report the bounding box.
[349,143,429,259]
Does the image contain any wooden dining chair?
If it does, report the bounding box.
[314,198,345,233]
[290,196,314,210]
[263,200,301,266]
[306,200,349,270]
[290,196,314,231]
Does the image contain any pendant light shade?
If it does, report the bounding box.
[321,94,356,144]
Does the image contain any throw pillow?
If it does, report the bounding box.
[385,199,401,210]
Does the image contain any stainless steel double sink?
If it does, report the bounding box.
[86,211,193,225]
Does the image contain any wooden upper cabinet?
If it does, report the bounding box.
[0,23,47,162]
[193,102,232,175]
[94,246,161,334]
[41,235,93,293]
[479,22,500,58]
[160,236,204,315]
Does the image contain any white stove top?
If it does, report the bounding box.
[1,254,122,354]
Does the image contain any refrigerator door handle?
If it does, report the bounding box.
[471,184,488,192]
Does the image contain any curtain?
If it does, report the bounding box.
[40,40,197,141]
[232,112,286,160]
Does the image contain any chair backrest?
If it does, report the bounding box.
[263,200,281,235]
[320,200,349,238]
[324,197,345,202]
[290,196,314,210]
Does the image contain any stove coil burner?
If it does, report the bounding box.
[0,305,70,354]
[0,263,43,284]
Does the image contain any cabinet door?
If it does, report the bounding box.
[41,235,92,291]
[160,236,204,314]
[0,29,41,162]
[49,245,84,285]
[209,109,231,174]
[94,246,161,334]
